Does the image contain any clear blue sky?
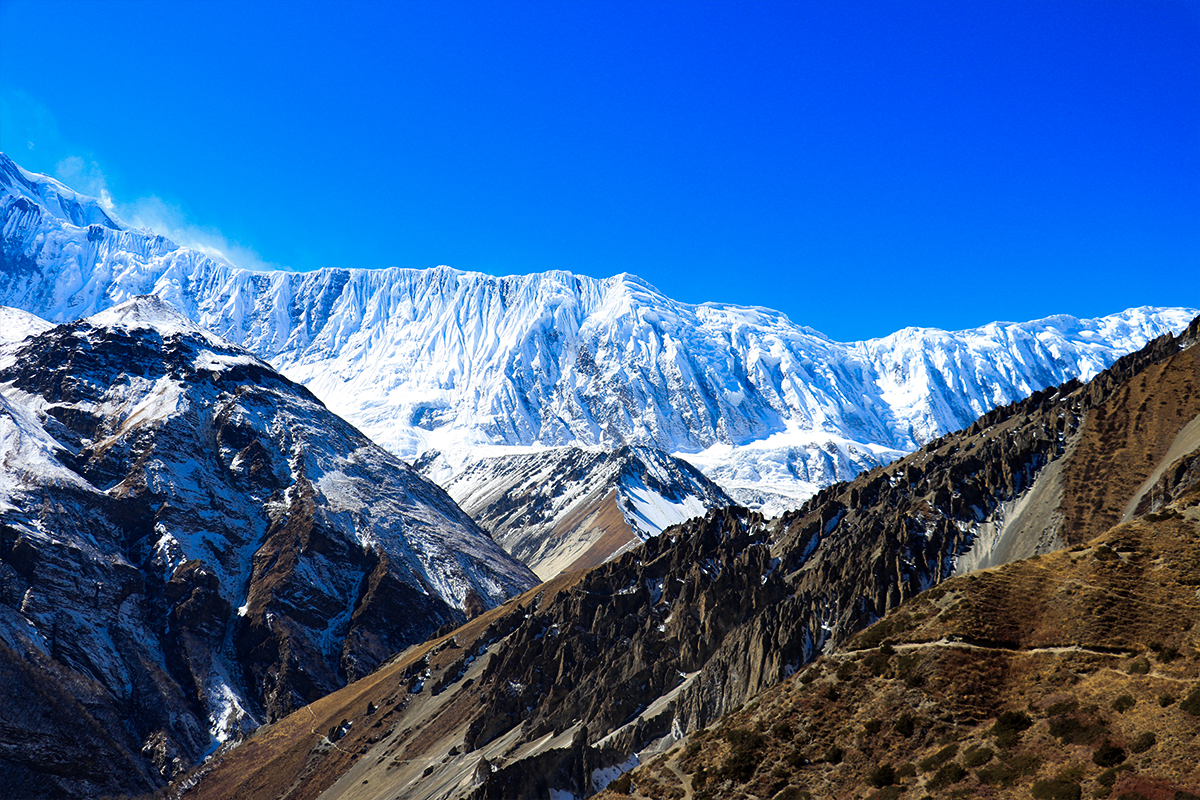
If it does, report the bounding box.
[1,0,1196,340]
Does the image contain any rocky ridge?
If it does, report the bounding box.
[423,445,735,579]
[0,298,535,799]
[174,323,1200,798]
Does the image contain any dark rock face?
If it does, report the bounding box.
[0,299,535,798]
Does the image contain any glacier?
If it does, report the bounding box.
[2,151,1195,509]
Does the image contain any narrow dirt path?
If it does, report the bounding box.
[305,705,353,755]
[890,638,1134,658]
[665,753,694,800]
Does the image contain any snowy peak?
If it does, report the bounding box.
[85,293,238,347]
[434,444,734,579]
[0,305,53,346]
[0,151,123,230]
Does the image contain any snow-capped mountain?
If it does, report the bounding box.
[2,152,1195,510]
[0,297,535,797]
[422,445,735,579]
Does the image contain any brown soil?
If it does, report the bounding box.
[560,489,638,574]
[1059,345,1200,545]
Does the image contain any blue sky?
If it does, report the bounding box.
[1,0,1196,340]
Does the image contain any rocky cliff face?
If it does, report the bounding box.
[174,322,1200,799]
[424,445,734,579]
[0,298,535,799]
[3,153,1193,510]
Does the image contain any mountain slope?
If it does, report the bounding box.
[3,153,1193,509]
[0,297,535,798]
[172,320,1200,798]
[600,488,1200,800]
[425,445,735,579]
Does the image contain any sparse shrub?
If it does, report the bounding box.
[837,660,855,681]
[1180,686,1200,716]
[864,650,892,676]
[918,743,958,772]
[868,763,895,788]
[1057,763,1087,782]
[823,685,841,702]
[927,762,967,789]
[721,728,766,782]
[1112,694,1135,713]
[897,652,924,687]
[977,753,1042,786]
[771,721,794,740]
[856,618,895,650]
[1031,778,1082,800]
[823,745,844,764]
[895,763,916,779]
[1130,732,1156,753]
[1160,693,1176,707]
[1049,714,1107,745]
[800,668,818,684]
[992,710,1033,748]
[1096,767,1119,787]
[962,746,994,768]
[893,712,916,738]
[1129,657,1150,674]
[608,773,633,794]
[1047,698,1079,715]
[1092,741,1126,767]
[863,718,883,736]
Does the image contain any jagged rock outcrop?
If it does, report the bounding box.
[598,475,1200,799]
[0,299,535,798]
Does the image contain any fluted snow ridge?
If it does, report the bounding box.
[2,153,1194,506]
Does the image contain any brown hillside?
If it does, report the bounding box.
[1059,342,1200,545]
[597,472,1200,800]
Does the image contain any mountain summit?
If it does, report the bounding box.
[3,154,1193,511]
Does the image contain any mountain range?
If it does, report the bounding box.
[2,152,1193,516]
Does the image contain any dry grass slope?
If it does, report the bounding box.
[597,487,1200,800]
